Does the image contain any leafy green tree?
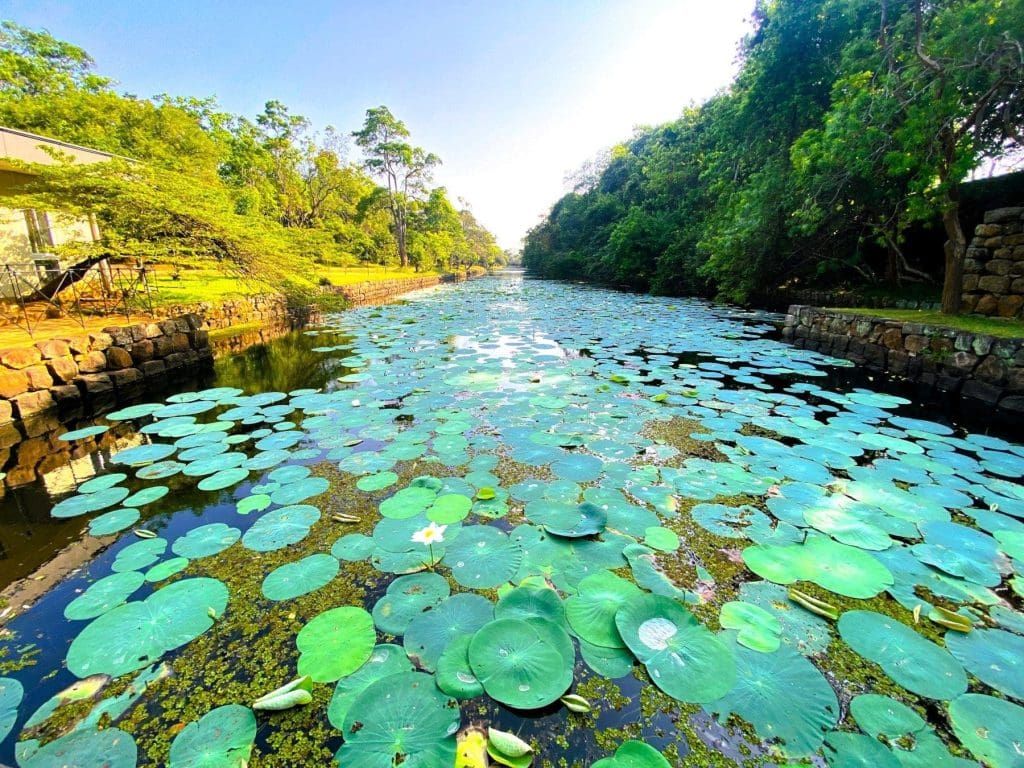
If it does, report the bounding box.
[353,106,440,267]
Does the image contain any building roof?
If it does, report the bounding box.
[0,125,125,174]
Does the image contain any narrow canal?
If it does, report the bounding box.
[0,272,1021,767]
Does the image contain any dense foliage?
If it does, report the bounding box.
[0,22,505,295]
[523,0,1023,311]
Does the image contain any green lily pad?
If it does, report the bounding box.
[948,694,1024,767]
[262,554,339,601]
[332,533,377,561]
[296,606,375,682]
[468,617,574,709]
[336,672,460,768]
[404,593,494,672]
[371,572,450,635]
[442,525,523,588]
[168,704,256,768]
[527,500,607,538]
[357,471,399,492]
[719,601,781,653]
[171,523,240,559]
[77,473,128,494]
[427,494,473,524]
[946,628,1024,701]
[565,571,642,648]
[743,536,893,598]
[709,640,839,757]
[51,485,130,519]
[270,476,329,505]
[122,485,169,508]
[88,507,140,537]
[18,727,136,768]
[242,504,320,552]
[0,676,24,744]
[591,740,670,768]
[495,585,566,628]
[838,611,967,700]
[327,644,414,729]
[643,526,679,552]
[66,577,228,678]
[197,467,250,492]
[823,731,901,768]
[144,556,190,582]
[111,442,176,466]
[435,634,484,699]
[615,594,735,703]
[111,537,167,572]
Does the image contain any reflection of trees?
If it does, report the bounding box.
[213,330,355,394]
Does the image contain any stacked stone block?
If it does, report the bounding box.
[961,206,1024,318]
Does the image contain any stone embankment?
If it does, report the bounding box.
[961,206,1024,318]
[326,275,443,306]
[783,305,1024,420]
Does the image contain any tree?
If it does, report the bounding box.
[353,106,440,267]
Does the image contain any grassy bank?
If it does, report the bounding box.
[829,307,1024,339]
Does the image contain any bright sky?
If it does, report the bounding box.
[6,0,755,249]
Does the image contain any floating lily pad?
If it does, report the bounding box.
[468,617,574,709]
[296,606,375,682]
[371,572,450,635]
[18,727,137,768]
[271,476,329,505]
[948,694,1024,767]
[332,533,377,561]
[144,557,190,582]
[336,672,460,768]
[527,500,607,538]
[327,644,414,729]
[436,635,484,699]
[565,571,642,648]
[51,485,130,519]
[743,536,893,598]
[262,554,339,601]
[168,704,256,768]
[719,602,781,653]
[88,507,140,537]
[66,577,228,678]
[404,593,494,672]
[615,594,735,703]
[591,740,670,768]
[0,677,24,744]
[242,505,320,552]
[823,731,901,768]
[838,611,967,700]
[357,472,399,492]
[946,628,1024,701]
[59,425,109,441]
[172,523,240,559]
[111,537,167,572]
[442,526,523,588]
[77,473,128,494]
[122,485,169,508]
[709,640,839,757]
[643,526,679,552]
[197,467,250,492]
[111,443,176,466]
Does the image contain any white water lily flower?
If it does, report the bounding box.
[412,522,447,545]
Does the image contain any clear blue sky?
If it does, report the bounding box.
[5,0,755,248]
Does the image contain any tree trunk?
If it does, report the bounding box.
[939,199,966,315]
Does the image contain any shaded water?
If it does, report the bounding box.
[0,272,1022,768]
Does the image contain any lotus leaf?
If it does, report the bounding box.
[77,474,128,494]
[371,572,450,635]
[51,485,130,519]
[614,594,735,703]
[823,732,901,768]
[242,504,320,552]
[332,533,377,561]
[18,727,136,768]
[262,553,339,601]
[357,471,399,492]
[327,644,413,729]
[296,606,375,683]
[88,507,140,537]
[271,476,329,505]
[442,525,523,588]
[743,536,893,598]
[948,694,1024,767]
[66,577,228,678]
[468,617,574,709]
[838,611,967,699]
[709,640,838,757]
[495,585,566,628]
[144,556,190,582]
[643,526,679,552]
[0,676,23,744]
[172,523,240,559]
[168,704,256,768]
[719,601,781,653]
[946,628,1024,701]
[404,593,494,671]
[197,467,250,492]
[336,671,460,767]
[565,571,642,648]
[111,537,167,572]
[590,740,670,768]
[436,635,484,699]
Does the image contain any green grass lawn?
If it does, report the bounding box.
[319,264,438,286]
[830,307,1024,339]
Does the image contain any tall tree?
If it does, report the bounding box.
[353,106,440,267]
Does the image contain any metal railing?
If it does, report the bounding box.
[0,258,157,337]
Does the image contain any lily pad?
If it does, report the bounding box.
[719,601,781,653]
[615,594,735,703]
[838,611,967,700]
[468,617,574,709]
[296,606,375,682]
[565,571,642,648]
[66,577,228,678]
[442,526,523,588]
[336,671,460,768]
[436,635,484,699]
[946,628,1024,701]
[371,572,450,635]
[168,704,256,768]
[242,505,320,552]
[0,677,23,744]
[18,727,136,768]
[111,537,167,572]
[591,740,670,768]
[948,693,1024,767]
[404,593,494,672]
[88,507,140,537]
[709,640,839,757]
[327,644,414,729]
[172,523,240,559]
[262,554,339,601]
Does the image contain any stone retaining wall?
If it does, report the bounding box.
[961,206,1024,317]
[328,275,443,306]
[0,314,213,467]
[157,294,311,331]
[782,305,1024,420]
